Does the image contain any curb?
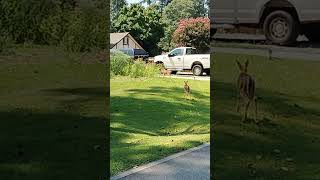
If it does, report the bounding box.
[110,143,210,180]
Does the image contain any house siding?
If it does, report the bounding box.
[111,35,143,50]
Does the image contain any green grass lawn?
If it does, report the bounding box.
[0,46,107,179]
[110,77,210,175]
[213,53,320,180]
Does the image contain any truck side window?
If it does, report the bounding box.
[171,48,183,56]
[186,48,192,55]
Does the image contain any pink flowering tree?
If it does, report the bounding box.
[172,17,210,53]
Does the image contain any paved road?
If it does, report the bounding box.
[111,144,210,180]
[213,46,320,61]
[166,72,210,81]
[212,33,320,61]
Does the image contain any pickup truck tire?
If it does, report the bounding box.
[192,65,203,76]
[263,10,299,45]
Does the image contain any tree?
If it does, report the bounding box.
[110,0,126,22]
[113,4,164,56]
[158,0,208,51]
[172,17,210,52]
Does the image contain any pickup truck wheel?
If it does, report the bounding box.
[192,65,203,76]
[263,10,299,45]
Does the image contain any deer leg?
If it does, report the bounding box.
[254,97,258,123]
[243,100,250,122]
[236,94,241,113]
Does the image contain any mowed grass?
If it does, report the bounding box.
[0,46,107,179]
[110,77,210,175]
[213,52,320,180]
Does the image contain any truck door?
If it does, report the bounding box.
[167,48,184,70]
[236,0,260,23]
[212,0,237,24]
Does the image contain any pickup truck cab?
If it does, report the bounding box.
[154,47,210,76]
[211,0,320,44]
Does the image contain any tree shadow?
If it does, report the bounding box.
[110,86,210,175]
[0,108,107,180]
[212,80,320,180]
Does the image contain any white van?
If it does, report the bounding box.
[211,0,320,44]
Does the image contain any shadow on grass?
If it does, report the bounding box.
[126,86,210,100]
[213,80,320,180]
[110,86,210,175]
[0,108,107,180]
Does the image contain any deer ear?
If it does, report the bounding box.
[236,60,243,71]
[245,59,249,71]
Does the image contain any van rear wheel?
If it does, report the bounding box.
[192,65,203,76]
[263,10,299,45]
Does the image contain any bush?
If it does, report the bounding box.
[172,17,210,53]
[0,32,15,55]
[110,50,160,78]
[0,0,107,53]
[110,50,133,76]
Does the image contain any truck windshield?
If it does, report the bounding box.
[186,48,199,55]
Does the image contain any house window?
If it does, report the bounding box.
[123,37,129,45]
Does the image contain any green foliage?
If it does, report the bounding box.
[110,50,133,76]
[0,0,76,44]
[172,17,210,52]
[0,31,15,55]
[0,0,107,53]
[110,0,127,23]
[113,4,164,56]
[110,50,160,78]
[159,0,208,51]
[61,7,107,52]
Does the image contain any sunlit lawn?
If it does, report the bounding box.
[0,46,107,180]
[110,77,210,175]
[213,52,320,180]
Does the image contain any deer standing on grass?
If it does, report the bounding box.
[236,59,258,123]
[184,81,191,99]
[161,68,171,76]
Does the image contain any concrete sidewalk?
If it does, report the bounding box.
[111,143,210,180]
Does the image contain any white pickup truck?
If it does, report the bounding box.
[154,47,210,76]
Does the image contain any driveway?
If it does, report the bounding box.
[213,46,320,61]
[213,33,320,61]
[164,72,210,81]
[111,143,210,180]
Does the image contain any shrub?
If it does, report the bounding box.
[110,50,160,78]
[0,32,15,55]
[61,7,107,52]
[110,50,133,76]
[172,17,210,53]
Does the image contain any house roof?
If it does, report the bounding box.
[110,32,144,50]
[110,32,130,46]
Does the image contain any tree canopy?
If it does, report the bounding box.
[113,4,164,56]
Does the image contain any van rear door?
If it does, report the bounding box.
[212,0,237,24]
[236,0,260,23]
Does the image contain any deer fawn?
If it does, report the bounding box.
[184,81,191,99]
[161,68,171,76]
[236,59,258,123]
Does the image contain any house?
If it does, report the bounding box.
[110,32,144,50]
